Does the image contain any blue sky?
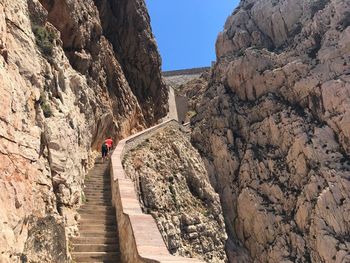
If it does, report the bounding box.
[145,0,240,71]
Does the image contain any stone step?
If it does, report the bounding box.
[71,252,120,262]
[83,202,112,207]
[79,231,117,238]
[85,184,111,189]
[84,183,110,186]
[86,172,108,176]
[84,194,112,199]
[84,196,111,200]
[83,203,112,207]
[84,178,110,182]
[85,175,108,180]
[80,217,117,222]
[84,185,111,189]
[73,244,118,253]
[85,178,110,181]
[84,196,110,200]
[81,204,113,209]
[72,236,118,245]
[79,224,117,232]
[86,174,110,178]
[87,168,109,172]
[79,218,116,225]
[79,213,115,219]
[83,201,112,206]
[78,221,116,227]
[84,195,111,199]
[84,199,111,203]
[78,212,115,219]
[84,190,111,194]
[79,213,116,221]
[83,198,112,203]
[80,205,114,211]
[84,182,110,186]
[85,177,110,181]
[84,185,110,189]
[80,203,114,207]
[85,178,109,180]
[84,190,112,195]
[83,201,112,207]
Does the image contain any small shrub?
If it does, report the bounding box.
[33,26,56,56]
[39,91,53,118]
[186,110,197,119]
[81,192,86,203]
[41,103,53,118]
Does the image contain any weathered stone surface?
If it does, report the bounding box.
[0,0,166,261]
[23,216,67,263]
[190,0,350,262]
[175,70,210,122]
[94,0,168,123]
[123,125,228,263]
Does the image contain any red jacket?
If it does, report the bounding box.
[105,139,113,148]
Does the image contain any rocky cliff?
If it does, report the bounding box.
[190,0,350,262]
[123,124,228,263]
[0,0,166,262]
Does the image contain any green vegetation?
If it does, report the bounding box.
[81,192,86,204]
[68,240,75,257]
[186,110,197,120]
[39,91,53,118]
[33,26,56,56]
[169,184,180,211]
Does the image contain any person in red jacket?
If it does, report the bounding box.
[101,142,108,163]
[104,137,113,153]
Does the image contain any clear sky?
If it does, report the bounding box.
[145,0,240,71]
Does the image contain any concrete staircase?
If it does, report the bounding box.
[71,160,121,263]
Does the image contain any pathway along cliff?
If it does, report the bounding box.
[0,0,167,262]
[71,161,121,263]
[1,0,350,262]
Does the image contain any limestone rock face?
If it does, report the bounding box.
[176,71,210,115]
[123,125,228,263]
[0,0,166,261]
[94,0,168,123]
[191,0,350,262]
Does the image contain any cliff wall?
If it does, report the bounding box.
[190,0,350,262]
[0,0,166,262]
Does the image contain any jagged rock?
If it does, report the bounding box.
[190,0,350,262]
[123,125,228,263]
[175,71,210,115]
[23,216,67,263]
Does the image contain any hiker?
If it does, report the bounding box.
[105,137,113,153]
[101,142,108,162]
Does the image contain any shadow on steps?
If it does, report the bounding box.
[70,159,122,263]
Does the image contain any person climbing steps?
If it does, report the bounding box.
[105,137,114,156]
[101,142,108,163]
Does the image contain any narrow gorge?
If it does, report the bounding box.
[1,0,349,263]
